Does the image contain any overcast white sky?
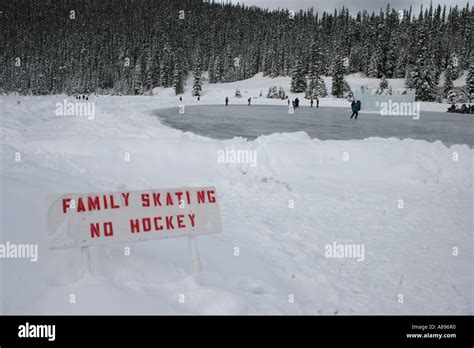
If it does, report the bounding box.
[230,0,470,13]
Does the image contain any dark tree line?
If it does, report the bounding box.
[1,0,473,100]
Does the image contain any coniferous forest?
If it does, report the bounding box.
[1,0,473,101]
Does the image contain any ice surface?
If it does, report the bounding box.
[156,105,474,147]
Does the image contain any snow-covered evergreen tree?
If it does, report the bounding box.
[159,44,174,88]
[212,56,222,83]
[307,38,322,79]
[331,56,345,98]
[394,49,409,78]
[173,63,184,95]
[342,79,353,99]
[306,38,326,98]
[367,50,382,78]
[306,77,327,98]
[443,72,454,98]
[192,70,202,97]
[446,53,461,81]
[405,26,437,101]
[446,89,457,104]
[290,58,307,93]
[151,51,161,89]
[1,2,472,95]
[262,49,274,77]
[267,86,286,99]
[456,90,468,103]
[133,64,142,95]
[376,76,391,95]
[208,54,216,84]
[267,86,277,98]
[385,36,398,78]
[278,86,286,99]
[192,56,202,97]
[316,79,327,97]
[143,52,153,94]
[465,59,474,102]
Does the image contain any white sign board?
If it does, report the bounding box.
[47,187,223,249]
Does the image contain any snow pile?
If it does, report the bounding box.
[0,91,472,315]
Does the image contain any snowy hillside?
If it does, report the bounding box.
[161,72,451,112]
[0,74,472,315]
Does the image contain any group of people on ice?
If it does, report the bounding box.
[289,97,300,108]
[287,97,319,108]
[224,95,322,108]
[222,95,362,119]
[310,97,319,108]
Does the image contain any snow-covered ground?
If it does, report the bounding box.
[153,72,465,113]
[0,74,472,314]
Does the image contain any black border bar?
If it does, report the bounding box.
[0,315,472,345]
